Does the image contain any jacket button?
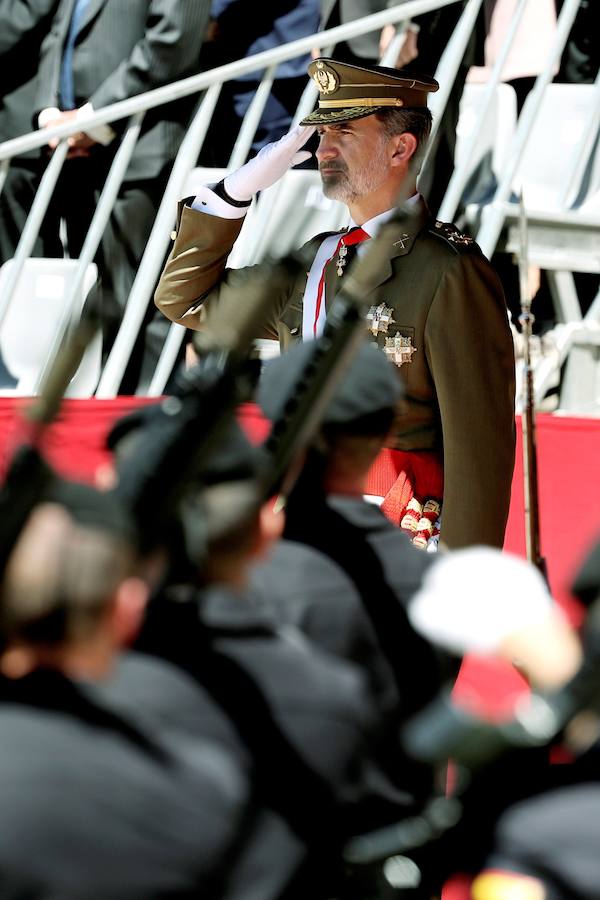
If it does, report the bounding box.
[290,327,299,335]
[170,230,177,241]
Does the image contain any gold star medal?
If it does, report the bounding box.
[384,333,417,367]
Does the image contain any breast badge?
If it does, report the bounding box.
[366,303,395,337]
[383,332,417,367]
[312,61,339,94]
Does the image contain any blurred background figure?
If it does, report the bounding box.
[198,0,321,166]
[0,0,61,386]
[104,407,384,900]
[0,0,211,392]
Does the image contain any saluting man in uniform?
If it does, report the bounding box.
[154,58,516,550]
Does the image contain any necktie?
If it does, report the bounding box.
[312,226,370,337]
[59,0,90,110]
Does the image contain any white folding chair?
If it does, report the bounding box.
[0,258,101,397]
[456,81,518,210]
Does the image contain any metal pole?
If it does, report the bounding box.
[32,114,144,394]
[96,83,223,397]
[436,0,529,224]
[0,140,68,329]
[227,65,278,169]
[420,0,483,180]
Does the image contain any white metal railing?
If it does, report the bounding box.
[0,0,465,397]
[0,0,597,407]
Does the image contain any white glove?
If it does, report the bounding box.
[224,125,315,202]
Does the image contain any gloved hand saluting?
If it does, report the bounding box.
[223,125,315,202]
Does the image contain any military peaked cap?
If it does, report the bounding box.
[300,58,438,126]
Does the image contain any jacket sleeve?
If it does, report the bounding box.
[154,204,293,341]
[88,0,210,110]
[425,252,516,549]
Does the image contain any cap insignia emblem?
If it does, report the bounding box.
[313,61,338,95]
[384,333,417,367]
[366,303,395,337]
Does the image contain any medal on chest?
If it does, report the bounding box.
[383,333,418,367]
[366,303,396,337]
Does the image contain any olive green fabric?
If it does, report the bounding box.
[154,196,516,550]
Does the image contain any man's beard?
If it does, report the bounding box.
[319,140,390,204]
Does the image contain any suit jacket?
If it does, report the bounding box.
[33,0,211,180]
[206,0,319,81]
[154,196,516,548]
[0,0,60,149]
[0,667,247,898]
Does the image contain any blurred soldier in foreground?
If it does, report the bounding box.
[251,341,578,895]
[102,412,387,900]
[469,536,600,900]
[155,58,516,549]
[0,470,248,899]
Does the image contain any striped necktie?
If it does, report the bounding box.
[59,0,90,110]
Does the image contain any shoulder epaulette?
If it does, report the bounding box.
[429,220,479,253]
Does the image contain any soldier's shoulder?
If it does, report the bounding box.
[426,220,483,256]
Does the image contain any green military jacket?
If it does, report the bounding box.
[155,197,516,550]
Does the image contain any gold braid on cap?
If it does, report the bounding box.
[318,98,405,108]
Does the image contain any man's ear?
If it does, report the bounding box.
[109,577,148,648]
[390,132,418,166]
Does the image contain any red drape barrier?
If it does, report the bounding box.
[2,399,599,616]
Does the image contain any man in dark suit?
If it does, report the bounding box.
[0,0,60,216]
[199,0,320,166]
[104,401,426,899]
[0,0,210,390]
[0,471,248,898]
[155,59,516,549]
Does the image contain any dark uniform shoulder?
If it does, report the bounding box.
[428,220,482,255]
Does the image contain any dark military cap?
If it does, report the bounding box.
[300,58,438,126]
[0,445,137,582]
[258,339,403,434]
[107,401,266,487]
[196,420,267,487]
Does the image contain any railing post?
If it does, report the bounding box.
[95,83,223,397]
[475,0,583,259]
[0,140,68,329]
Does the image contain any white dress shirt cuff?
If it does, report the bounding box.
[191,185,249,220]
[77,103,116,145]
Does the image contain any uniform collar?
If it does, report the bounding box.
[349,192,421,238]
